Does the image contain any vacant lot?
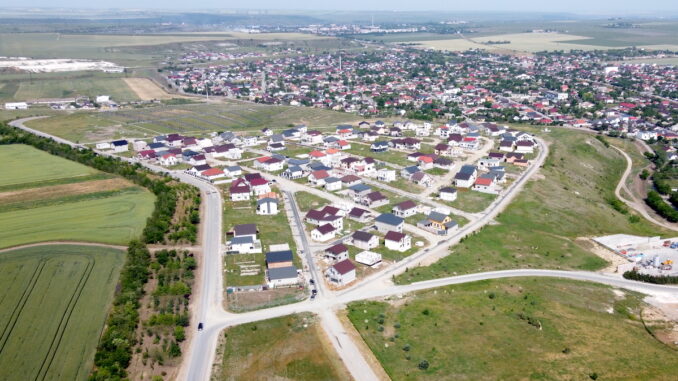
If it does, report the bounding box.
[349,278,678,380]
[0,244,124,381]
[397,128,672,283]
[215,313,350,381]
[0,144,154,248]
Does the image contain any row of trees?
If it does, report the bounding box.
[643,147,678,222]
[623,269,678,284]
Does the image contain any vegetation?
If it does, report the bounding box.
[294,191,330,212]
[0,75,139,103]
[348,278,678,380]
[623,270,678,284]
[398,128,671,283]
[215,313,350,381]
[0,245,124,381]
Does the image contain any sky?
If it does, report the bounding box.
[7,1,678,14]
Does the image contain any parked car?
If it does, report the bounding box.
[198,322,204,331]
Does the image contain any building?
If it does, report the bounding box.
[355,251,382,267]
[417,212,458,235]
[111,140,129,152]
[325,259,356,286]
[439,187,457,202]
[350,231,379,250]
[392,200,418,218]
[311,223,336,242]
[384,231,412,252]
[4,102,28,110]
[266,250,294,269]
[256,198,278,215]
[348,207,372,223]
[325,243,349,262]
[227,236,259,254]
[375,213,404,234]
[267,266,299,288]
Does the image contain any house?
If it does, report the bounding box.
[376,168,396,182]
[133,140,148,151]
[371,141,389,152]
[341,175,362,187]
[499,140,515,152]
[348,207,372,223]
[384,231,412,252]
[478,157,501,171]
[454,165,478,188]
[349,184,372,200]
[355,251,382,267]
[401,165,420,178]
[302,130,324,145]
[416,155,434,170]
[189,154,207,166]
[459,137,480,150]
[375,213,404,234]
[256,198,278,215]
[227,236,260,254]
[434,157,454,170]
[266,250,294,269]
[411,172,434,187]
[473,175,497,194]
[515,140,535,154]
[225,166,243,177]
[267,266,299,288]
[325,259,356,286]
[392,200,418,218]
[138,150,157,160]
[311,224,337,242]
[439,187,458,202]
[160,153,178,166]
[229,180,251,201]
[325,243,349,262]
[201,167,226,181]
[259,157,285,172]
[282,166,305,180]
[391,137,421,150]
[417,212,458,235]
[249,178,272,196]
[111,140,129,152]
[309,170,330,186]
[350,231,379,250]
[434,143,452,156]
[361,191,389,208]
[95,142,111,150]
[232,223,258,241]
[324,177,342,191]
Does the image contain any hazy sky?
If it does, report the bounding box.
[10,0,678,14]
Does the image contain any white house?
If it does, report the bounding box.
[4,102,28,110]
[439,187,457,202]
[95,142,111,150]
[111,140,129,153]
[256,198,278,215]
[325,259,356,286]
[384,231,411,252]
[311,224,336,242]
[160,154,178,167]
[267,266,299,288]
[350,231,379,250]
[376,169,396,182]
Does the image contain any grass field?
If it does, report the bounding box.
[445,189,497,213]
[0,244,124,381]
[294,191,330,212]
[215,313,350,381]
[25,100,361,143]
[415,33,612,53]
[348,278,678,380]
[396,128,672,283]
[0,75,140,103]
[0,144,155,248]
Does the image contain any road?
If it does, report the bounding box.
[10,117,678,381]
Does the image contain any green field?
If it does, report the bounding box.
[0,144,97,187]
[0,244,124,381]
[215,313,350,381]
[25,101,361,143]
[446,189,497,213]
[348,278,678,380]
[397,128,672,283]
[0,74,140,103]
[0,144,155,248]
[294,191,330,212]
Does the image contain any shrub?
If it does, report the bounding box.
[418,360,430,370]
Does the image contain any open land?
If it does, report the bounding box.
[397,128,674,284]
[214,313,351,381]
[348,278,678,380]
[0,144,154,248]
[0,74,140,103]
[0,244,124,381]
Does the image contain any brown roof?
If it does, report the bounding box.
[395,200,417,211]
[385,231,406,242]
[326,243,348,255]
[332,259,356,275]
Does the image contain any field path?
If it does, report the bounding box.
[0,241,128,253]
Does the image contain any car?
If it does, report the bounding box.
[310,293,317,300]
[309,279,315,285]
[198,322,204,331]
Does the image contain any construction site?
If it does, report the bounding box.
[594,234,678,276]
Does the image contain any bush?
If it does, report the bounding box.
[623,270,678,284]
[418,360,430,370]
[645,191,678,222]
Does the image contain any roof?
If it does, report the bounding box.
[332,259,356,275]
[440,187,457,194]
[428,211,448,222]
[250,178,269,186]
[375,213,404,226]
[475,177,493,186]
[233,224,257,236]
[350,184,371,193]
[230,236,253,245]
[385,231,407,242]
[352,230,375,242]
[268,266,298,280]
[349,207,369,218]
[314,223,335,235]
[326,243,348,255]
[395,200,417,211]
[341,175,361,183]
[266,250,294,264]
[257,197,278,205]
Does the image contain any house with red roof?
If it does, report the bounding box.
[201,167,225,181]
[311,223,337,242]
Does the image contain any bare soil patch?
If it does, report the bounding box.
[0,178,132,204]
[124,77,184,100]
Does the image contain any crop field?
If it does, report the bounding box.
[25,100,361,143]
[397,128,673,283]
[215,313,350,381]
[348,278,678,380]
[415,33,614,53]
[0,244,124,381]
[0,144,154,248]
[0,75,139,103]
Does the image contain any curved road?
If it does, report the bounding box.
[9,117,678,381]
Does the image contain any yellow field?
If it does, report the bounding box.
[171,32,330,40]
[123,77,180,100]
[415,32,678,53]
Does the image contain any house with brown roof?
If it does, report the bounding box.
[311,223,337,242]
[350,231,379,250]
[384,231,412,252]
[392,200,418,218]
[325,259,356,286]
[361,191,389,208]
[324,243,349,262]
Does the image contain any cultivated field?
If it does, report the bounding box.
[0,75,139,103]
[0,244,124,381]
[415,33,613,53]
[25,101,362,143]
[123,77,177,100]
[214,313,351,381]
[349,278,678,380]
[0,144,154,248]
[397,128,673,283]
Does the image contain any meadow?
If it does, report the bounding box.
[0,74,140,103]
[215,313,350,381]
[396,128,673,283]
[348,278,678,380]
[0,144,155,248]
[0,244,124,381]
